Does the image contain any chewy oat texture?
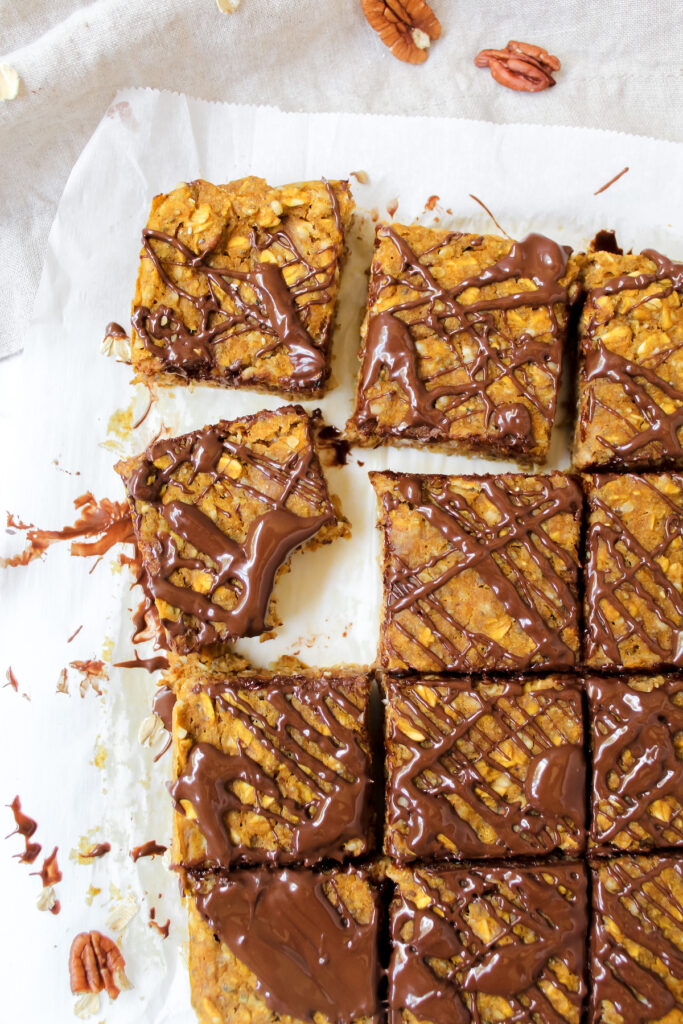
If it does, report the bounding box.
[388,860,588,1024]
[116,406,346,655]
[348,223,579,463]
[371,470,581,673]
[574,244,683,471]
[170,665,373,871]
[384,675,585,862]
[130,177,354,395]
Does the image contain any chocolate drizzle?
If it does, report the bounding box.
[577,246,683,468]
[352,225,571,454]
[386,678,585,860]
[588,676,683,850]
[376,471,580,671]
[119,411,335,650]
[389,862,587,1024]
[171,677,370,867]
[591,856,683,1022]
[132,182,347,392]
[194,869,380,1023]
[585,474,683,667]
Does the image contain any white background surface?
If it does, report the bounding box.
[2,0,683,359]
[1,85,683,1021]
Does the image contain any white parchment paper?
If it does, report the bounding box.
[2,88,683,1022]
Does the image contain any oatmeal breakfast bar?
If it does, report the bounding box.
[588,675,683,854]
[584,472,683,670]
[384,675,585,862]
[116,405,347,655]
[347,222,580,462]
[590,854,683,1023]
[187,867,381,1024]
[169,663,373,871]
[574,235,683,471]
[388,860,588,1024]
[129,176,354,395]
[370,470,581,673]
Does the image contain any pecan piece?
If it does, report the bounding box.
[474,40,560,92]
[68,931,129,1000]
[361,0,441,64]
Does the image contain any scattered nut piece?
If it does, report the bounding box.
[37,885,57,912]
[137,712,164,747]
[361,0,441,64]
[387,197,399,218]
[216,0,241,10]
[474,40,561,92]
[105,893,139,934]
[100,323,131,362]
[73,993,101,1019]
[0,63,19,101]
[56,668,69,694]
[68,931,129,1000]
[351,170,370,185]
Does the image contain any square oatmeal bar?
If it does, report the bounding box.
[130,177,354,395]
[371,470,581,673]
[348,223,579,462]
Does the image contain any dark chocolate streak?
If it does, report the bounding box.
[591,856,683,1022]
[353,226,570,450]
[126,419,334,648]
[580,247,683,465]
[390,863,587,1024]
[194,869,380,1024]
[588,677,683,849]
[132,182,343,391]
[585,475,683,666]
[382,473,580,671]
[171,679,369,866]
[386,679,585,860]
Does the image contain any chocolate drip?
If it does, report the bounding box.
[353,226,570,449]
[579,247,683,465]
[6,796,41,864]
[588,677,683,849]
[585,475,683,666]
[386,679,585,860]
[380,472,580,671]
[132,184,345,390]
[390,862,587,1024]
[80,843,111,860]
[591,856,683,1021]
[194,869,380,1023]
[123,417,335,648]
[171,679,369,866]
[130,839,167,862]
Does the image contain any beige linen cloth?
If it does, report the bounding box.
[1,0,682,361]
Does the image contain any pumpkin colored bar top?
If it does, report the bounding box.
[168,660,373,872]
[347,222,580,463]
[130,176,354,396]
[116,405,347,655]
[371,469,581,673]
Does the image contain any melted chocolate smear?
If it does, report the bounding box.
[590,230,623,254]
[586,476,683,665]
[6,796,41,864]
[390,862,587,1024]
[124,421,335,649]
[148,908,170,939]
[130,839,167,862]
[104,322,128,339]
[588,677,683,847]
[353,226,569,450]
[114,651,170,673]
[33,847,62,887]
[171,679,369,867]
[194,869,380,1024]
[317,424,351,466]
[1,493,134,569]
[591,856,683,1021]
[382,473,580,671]
[132,183,344,390]
[580,249,683,464]
[594,166,629,195]
[468,193,511,238]
[386,679,585,860]
[80,842,111,861]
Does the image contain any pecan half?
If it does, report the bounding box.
[474,40,560,92]
[361,0,441,64]
[68,931,129,1000]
